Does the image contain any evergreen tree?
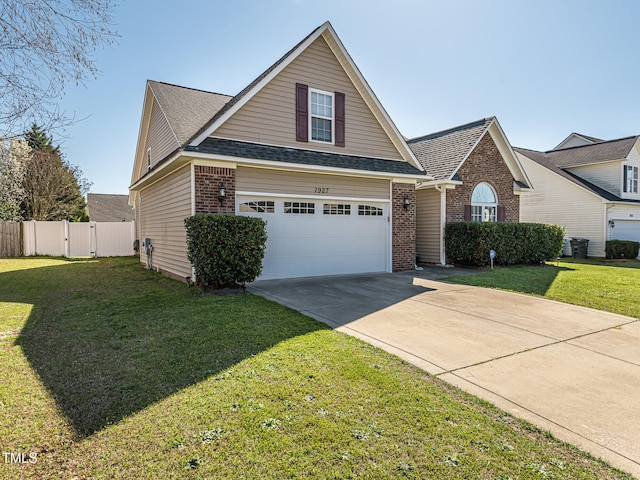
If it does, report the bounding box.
[20,125,91,221]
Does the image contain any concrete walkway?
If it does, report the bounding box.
[249,267,640,477]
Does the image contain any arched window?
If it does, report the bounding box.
[471,183,497,222]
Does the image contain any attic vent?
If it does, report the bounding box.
[146,148,151,171]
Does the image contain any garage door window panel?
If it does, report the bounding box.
[358,205,383,216]
[240,200,275,213]
[284,202,315,214]
[323,203,351,215]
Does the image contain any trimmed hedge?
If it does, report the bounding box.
[605,240,640,259]
[444,222,565,266]
[185,214,267,288]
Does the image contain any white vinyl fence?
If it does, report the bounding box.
[23,220,135,257]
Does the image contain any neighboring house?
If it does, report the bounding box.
[407,117,531,265]
[87,193,135,222]
[129,22,428,282]
[553,132,604,150]
[516,134,640,257]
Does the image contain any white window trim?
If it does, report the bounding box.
[308,88,334,145]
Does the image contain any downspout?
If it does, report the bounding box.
[605,203,614,244]
[190,162,197,285]
[435,185,447,266]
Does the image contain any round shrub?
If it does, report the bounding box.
[185,214,267,288]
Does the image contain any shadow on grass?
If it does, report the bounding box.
[2,257,326,437]
[442,264,575,296]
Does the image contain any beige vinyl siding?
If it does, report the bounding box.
[139,165,192,278]
[610,204,640,221]
[566,161,623,197]
[518,153,606,257]
[236,166,389,199]
[415,188,442,264]
[143,98,180,172]
[214,36,403,161]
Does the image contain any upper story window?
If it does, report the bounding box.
[296,83,345,147]
[310,89,333,143]
[471,183,497,222]
[624,165,639,194]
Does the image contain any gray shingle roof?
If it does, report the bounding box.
[87,194,134,222]
[148,81,232,146]
[514,147,640,204]
[407,118,492,181]
[186,138,425,176]
[546,136,638,168]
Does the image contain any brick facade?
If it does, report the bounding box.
[446,133,520,222]
[392,182,416,272]
[194,166,236,214]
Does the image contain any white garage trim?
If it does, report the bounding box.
[238,194,391,280]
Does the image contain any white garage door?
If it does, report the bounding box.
[612,220,640,258]
[238,195,389,280]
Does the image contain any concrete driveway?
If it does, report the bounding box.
[249,267,640,477]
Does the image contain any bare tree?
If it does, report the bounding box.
[0,138,30,221]
[0,0,119,137]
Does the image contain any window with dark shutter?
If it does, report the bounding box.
[296,83,308,142]
[335,91,345,147]
[623,165,629,193]
[464,205,472,221]
[497,206,506,222]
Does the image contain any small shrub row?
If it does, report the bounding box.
[444,222,565,266]
[185,214,267,288]
[605,240,639,259]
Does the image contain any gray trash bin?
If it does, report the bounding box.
[570,238,589,259]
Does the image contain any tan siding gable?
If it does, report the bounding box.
[214,36,403,160]
[139,165,192,278]
[143,98,180,175]
[567,161,622,197]
[518,154,606,256]
[236,167,389,199]
[415,188,441,264]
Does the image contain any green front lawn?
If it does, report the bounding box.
[0,257,633,479]
[443,258,640,319]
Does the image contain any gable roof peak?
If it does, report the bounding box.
[552,132,605,151]
[147,79,231,99]
[187,20,422,169]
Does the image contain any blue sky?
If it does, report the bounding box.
[57,0,640,194]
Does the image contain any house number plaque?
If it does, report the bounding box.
[314,187,329,194]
